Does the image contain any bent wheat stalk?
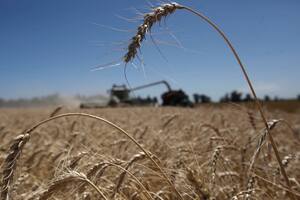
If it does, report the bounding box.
[122,2,294,199]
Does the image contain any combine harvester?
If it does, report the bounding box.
[80,80,193,108]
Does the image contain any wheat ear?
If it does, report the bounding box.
[1,133,30,200]
[248,120,279,173]
[112,152,146,198]
[67,151,88,169]
[123,3,182,63]
[49,106,63,117]
[79,160,122,193]
[186,168,210,199]
[106,161,154,200]
[38,170,108,200]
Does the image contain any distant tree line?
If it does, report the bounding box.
[193,91,300,104]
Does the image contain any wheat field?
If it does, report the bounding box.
[0,106,299,199]
[1,2,300,199]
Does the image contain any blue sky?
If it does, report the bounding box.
[1,0,299,100]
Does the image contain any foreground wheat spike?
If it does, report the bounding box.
[86,162,110,180]
[210,146,222,198]
[1,133,30,200]
[78,162,110,194]
[38,170,108,200]
[122,2,295,199]
[211,146,221,183]
[112,152,146,198]
[245,176,255,200]
[78,159,123,193]
[67,151,88,169]
[105,161,154,200]
[186,168,210,200]
[248,119,279,173]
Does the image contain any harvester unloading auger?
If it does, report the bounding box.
[108,80,192,107]
[80,80,192,108]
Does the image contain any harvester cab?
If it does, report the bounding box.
[108,84,130,106]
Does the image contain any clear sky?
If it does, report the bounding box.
[1,0,300,100]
